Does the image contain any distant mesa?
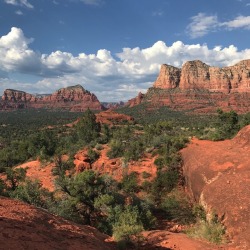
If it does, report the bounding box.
[127,59,250,113]
[0,84,104,111]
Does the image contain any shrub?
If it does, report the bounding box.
[142,171,151,179]
[77,108,101,144]
[124,140,144,162]
[121,172,139,194]
[10,179,51,208]
[107,139,124,159]
[210,109,240,140]
[161,190,195,224]
[154,157,165,170]
[0,179,5,195]
[141,181,152,193]
[112,205,144,241]
[87,148,100,165]
[52,156,74,176]
[95,143,103,150]
[187,217,226,244]
[5,167,27,191]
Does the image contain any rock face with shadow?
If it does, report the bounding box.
[181,125,250,249]
[127,59,250,113]
[154,59,250,92]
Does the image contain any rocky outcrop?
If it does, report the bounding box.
[179,60,211,90]
[0,197,114,250]
[153,64,181,89]
[95,110,134,125]
[40,85,103,111]
[128,59,250,113]
[181,126,250,249]
[154,59,250,93]
[0,85,104,111]
[2,89,34,102]
[127,92,145,108]
[74,145,157,183]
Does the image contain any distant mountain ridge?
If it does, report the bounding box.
[127,59,250,113]
[0,85,104,111]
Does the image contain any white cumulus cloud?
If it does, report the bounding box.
[1,27,250,101]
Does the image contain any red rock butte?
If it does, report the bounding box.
[0,84,104,111]
[154,60,250,92]
[128,59,250,113]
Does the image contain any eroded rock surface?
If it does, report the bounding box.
[153,59,250,92]
[0,197,115,250]
[181,125,250,249]
[128,59,250,113]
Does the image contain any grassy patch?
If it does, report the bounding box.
[186,215,226,244]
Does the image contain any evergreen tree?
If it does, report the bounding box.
[77,109,101,143]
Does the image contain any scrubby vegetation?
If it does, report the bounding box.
[187,213,226,244]
[1,107,249,247]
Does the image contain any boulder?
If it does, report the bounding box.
[181,125,250,249]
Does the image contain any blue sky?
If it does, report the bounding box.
[0,0,250,101]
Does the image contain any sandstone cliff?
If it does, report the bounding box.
[2,89,34,102]
[128,59,250,113]
[153,59,250,92]
[153,64,180,89]
[0,85,104,111]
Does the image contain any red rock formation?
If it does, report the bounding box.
[179,60,211,90]
[181,125,250,249]
[128,59,250,113]
[0,197,115,250]
[153,64,180,89]
[153,59,250,92]
[73,145,157,183]
[0,85,104,111]
[95,110,134,125]
[39,85,103,111]
[127,92,144,107]
[2,89,34,102]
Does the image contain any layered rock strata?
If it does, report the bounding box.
[0,85,104,111]
[128,59,250,113]
[153,59,250,93]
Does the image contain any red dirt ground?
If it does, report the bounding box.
[17,160,55,192]
[139,230,230,250]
